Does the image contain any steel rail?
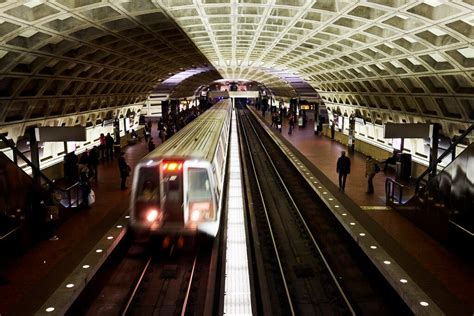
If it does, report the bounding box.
[121,256,152,316]
[244,110,356,315]
[181,254,199,316]
[238,111,296,316]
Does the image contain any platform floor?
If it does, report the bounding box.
[0,129,160,315]
[258,109,473,312]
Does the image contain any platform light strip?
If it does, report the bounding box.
[223,109,252,315]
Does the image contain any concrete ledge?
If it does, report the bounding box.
[35,213,129,315]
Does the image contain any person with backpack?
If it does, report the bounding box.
[365,156,378,194]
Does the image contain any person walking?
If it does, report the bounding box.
[336,151,351,192]
[365,156,376,194]
[118,151,131,190]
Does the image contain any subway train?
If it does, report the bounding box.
[129,100,232,237]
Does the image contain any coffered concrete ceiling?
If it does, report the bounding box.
[0,0,473,137]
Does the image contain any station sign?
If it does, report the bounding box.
[35,127,86,142]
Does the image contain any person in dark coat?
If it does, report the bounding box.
[336,150,351,192]
[118,151,131,190]
[88,146,99,181]
[105,133,114,161]
[148,138,156,152]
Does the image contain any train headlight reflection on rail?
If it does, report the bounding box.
[146,209,159,222]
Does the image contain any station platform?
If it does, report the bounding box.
[0,130,158,315]
[256,108,473,313]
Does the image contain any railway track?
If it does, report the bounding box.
[238,106,411,315]
[68,235,216,316]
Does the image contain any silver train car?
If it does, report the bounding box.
[129,100,232,237]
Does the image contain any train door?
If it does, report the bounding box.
[161,161,184,223]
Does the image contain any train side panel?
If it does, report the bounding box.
[129,100,232,237]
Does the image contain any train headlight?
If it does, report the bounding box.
[191,210,201,222]
[189,202,211,222]
[146,209,159,222]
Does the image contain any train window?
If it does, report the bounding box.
[135,167,160,203]
[188,168,212,201]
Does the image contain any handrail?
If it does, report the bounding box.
[385,177,408,205]
[415,123,474,192]
[0,134,56,188]
[0,135,82,208]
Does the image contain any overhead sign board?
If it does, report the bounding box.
[228,91,259,98]
[384,123,432,139]
[35,127,86,142]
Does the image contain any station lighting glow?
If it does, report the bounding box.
[420,301,429,306]
[383,260,391,265]
[107,236,114,240]
[400,279,408,283]
[342,213,347,216]
[359,233,366,236]
[116,225,123,228]
[45,307,55,312]
[82,265,90,269]
[350,222,355,225]
[370,245,377,249]
[66,284,74,288]
[95,249,103,253]
[125,215,130,218]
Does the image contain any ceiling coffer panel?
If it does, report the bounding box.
[0,0,211,125]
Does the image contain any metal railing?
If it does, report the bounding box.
[385,178,408,205]
[0,135,82,209]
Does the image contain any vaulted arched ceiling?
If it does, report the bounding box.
[159,0,473,135]
[0,0,473,138]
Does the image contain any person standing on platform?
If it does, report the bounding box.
[88,146,99,181]
[99,133,106,160]
[336,151,351,192]
[148,138,156,152]
[118,151,131,190]
[105,132,114,161]
[365,156,376,194]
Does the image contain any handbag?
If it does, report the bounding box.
[88,189,96,205]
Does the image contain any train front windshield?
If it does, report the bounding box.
[135,166,160,222]
[188,168,215,221]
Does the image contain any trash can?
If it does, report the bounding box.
[396,153,411,181]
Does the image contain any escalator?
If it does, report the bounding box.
[387,142,474,250]
[0,151,49,252]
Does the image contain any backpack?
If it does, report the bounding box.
[374,163,380,173]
